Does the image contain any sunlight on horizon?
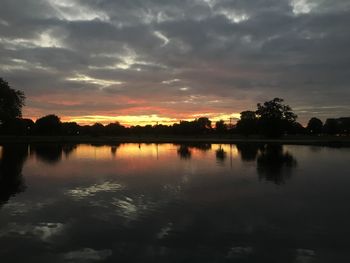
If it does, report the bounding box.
[63,115,178,126]
[58,113,241,126]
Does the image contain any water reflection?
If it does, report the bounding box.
[257,144,297,184]
[0,144,28,204]
[176,143,212,160]
[235,143,298,184]
[215,145,227,162]
[110,144,121,156]
[0,143,349,262]
[177,145,192,159]
[62,144,77,157]
[187,143,211,152]
[30,144,76,164]
[236,143,263,162]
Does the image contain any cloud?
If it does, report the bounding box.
[1,0,350,124]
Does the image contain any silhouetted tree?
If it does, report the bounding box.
[1,118,34,135]
[173,119,209,135]
[21,118,35,135]
[173,121,192,135]
[323,118,339,135]
[35,114,61,135]
[215,120,227,134]
[105,122,125,136]
[0,78,25,131]
[133,125,147,135]
[91,123,105,136]
[195,117,212,134]
[287,122,306,134]
[236,111,258,136]
[153,124,171,135]
[322,117,349,135]
[338,117,350,134]
[307,117,323,134]
[61,122,80,136]
[256,98,297,137]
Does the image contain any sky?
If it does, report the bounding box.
[1,0,350,126]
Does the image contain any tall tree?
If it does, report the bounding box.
[323,118,339,135]
[35,114,61,135]
[236,111,257,136]
[195,117,212,133]
[215,120,227,134]
[0,78,25,126]
[307,117,323,134]
[256,98,297,137]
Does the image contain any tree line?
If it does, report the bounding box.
[1,77,349,137]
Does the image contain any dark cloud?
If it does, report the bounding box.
[0,0,349,123]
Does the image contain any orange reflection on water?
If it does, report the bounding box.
[72,145,115,160]
[116,143,174,159]
[0,145,3,160]
[68,143,240,161]
[70,143,176,160]
[23,143,242,180]
[217,144,239,157]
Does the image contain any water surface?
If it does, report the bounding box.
[0,143,350,262]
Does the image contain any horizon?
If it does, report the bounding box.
[24,112,241,127]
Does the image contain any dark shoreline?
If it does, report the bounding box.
[1,135,350,146]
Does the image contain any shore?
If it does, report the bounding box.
[1,135,350,146]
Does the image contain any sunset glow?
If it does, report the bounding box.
[59,113,241,126]
[2,0,350,125]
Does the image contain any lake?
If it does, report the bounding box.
[0,143,350,262]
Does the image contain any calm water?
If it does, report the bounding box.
[0,143,350,262]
